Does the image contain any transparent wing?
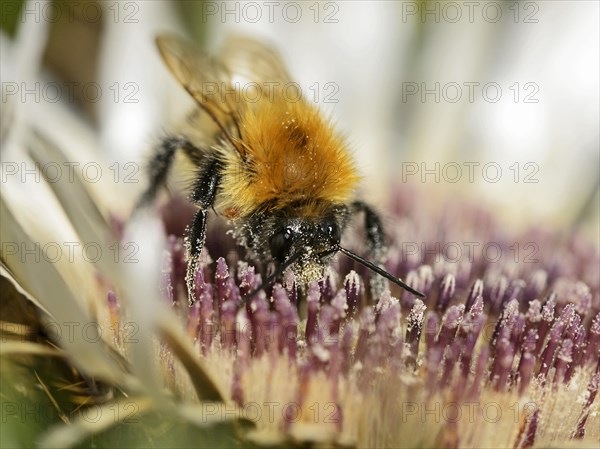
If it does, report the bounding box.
[217,34,292,85]
[156,34,292,157]
[156,34,241,150]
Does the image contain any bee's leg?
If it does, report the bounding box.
[185,158,223,304]
[136,136,200,209]
[351,201,385,259]
[350,200,386,300]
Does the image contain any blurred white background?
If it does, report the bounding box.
[1,0,598,236]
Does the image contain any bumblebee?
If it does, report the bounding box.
[139,35,424,304]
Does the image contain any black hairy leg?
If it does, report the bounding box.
[136,135,222,304]
[351,200,385,260]
[136,136,204,209]
[350,200,387,300]
[185,158,223,304]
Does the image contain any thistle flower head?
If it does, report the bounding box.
[82,184,600,447]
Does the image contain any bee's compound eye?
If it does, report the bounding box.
[321,221,340,244]
[270,228,293,262]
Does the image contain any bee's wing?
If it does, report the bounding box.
[156,34,292,157]
[217,35,292,85]
[156,34,243,150]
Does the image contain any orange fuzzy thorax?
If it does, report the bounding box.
[218,95,360,218]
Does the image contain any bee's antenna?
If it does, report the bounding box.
[335,246,426,298]
[242,251,303,303]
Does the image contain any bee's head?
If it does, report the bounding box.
[237,203,426,301]
[235,203,349,286]
[268,216,342,284]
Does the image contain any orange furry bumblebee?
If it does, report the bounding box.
[139,34,424,304]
